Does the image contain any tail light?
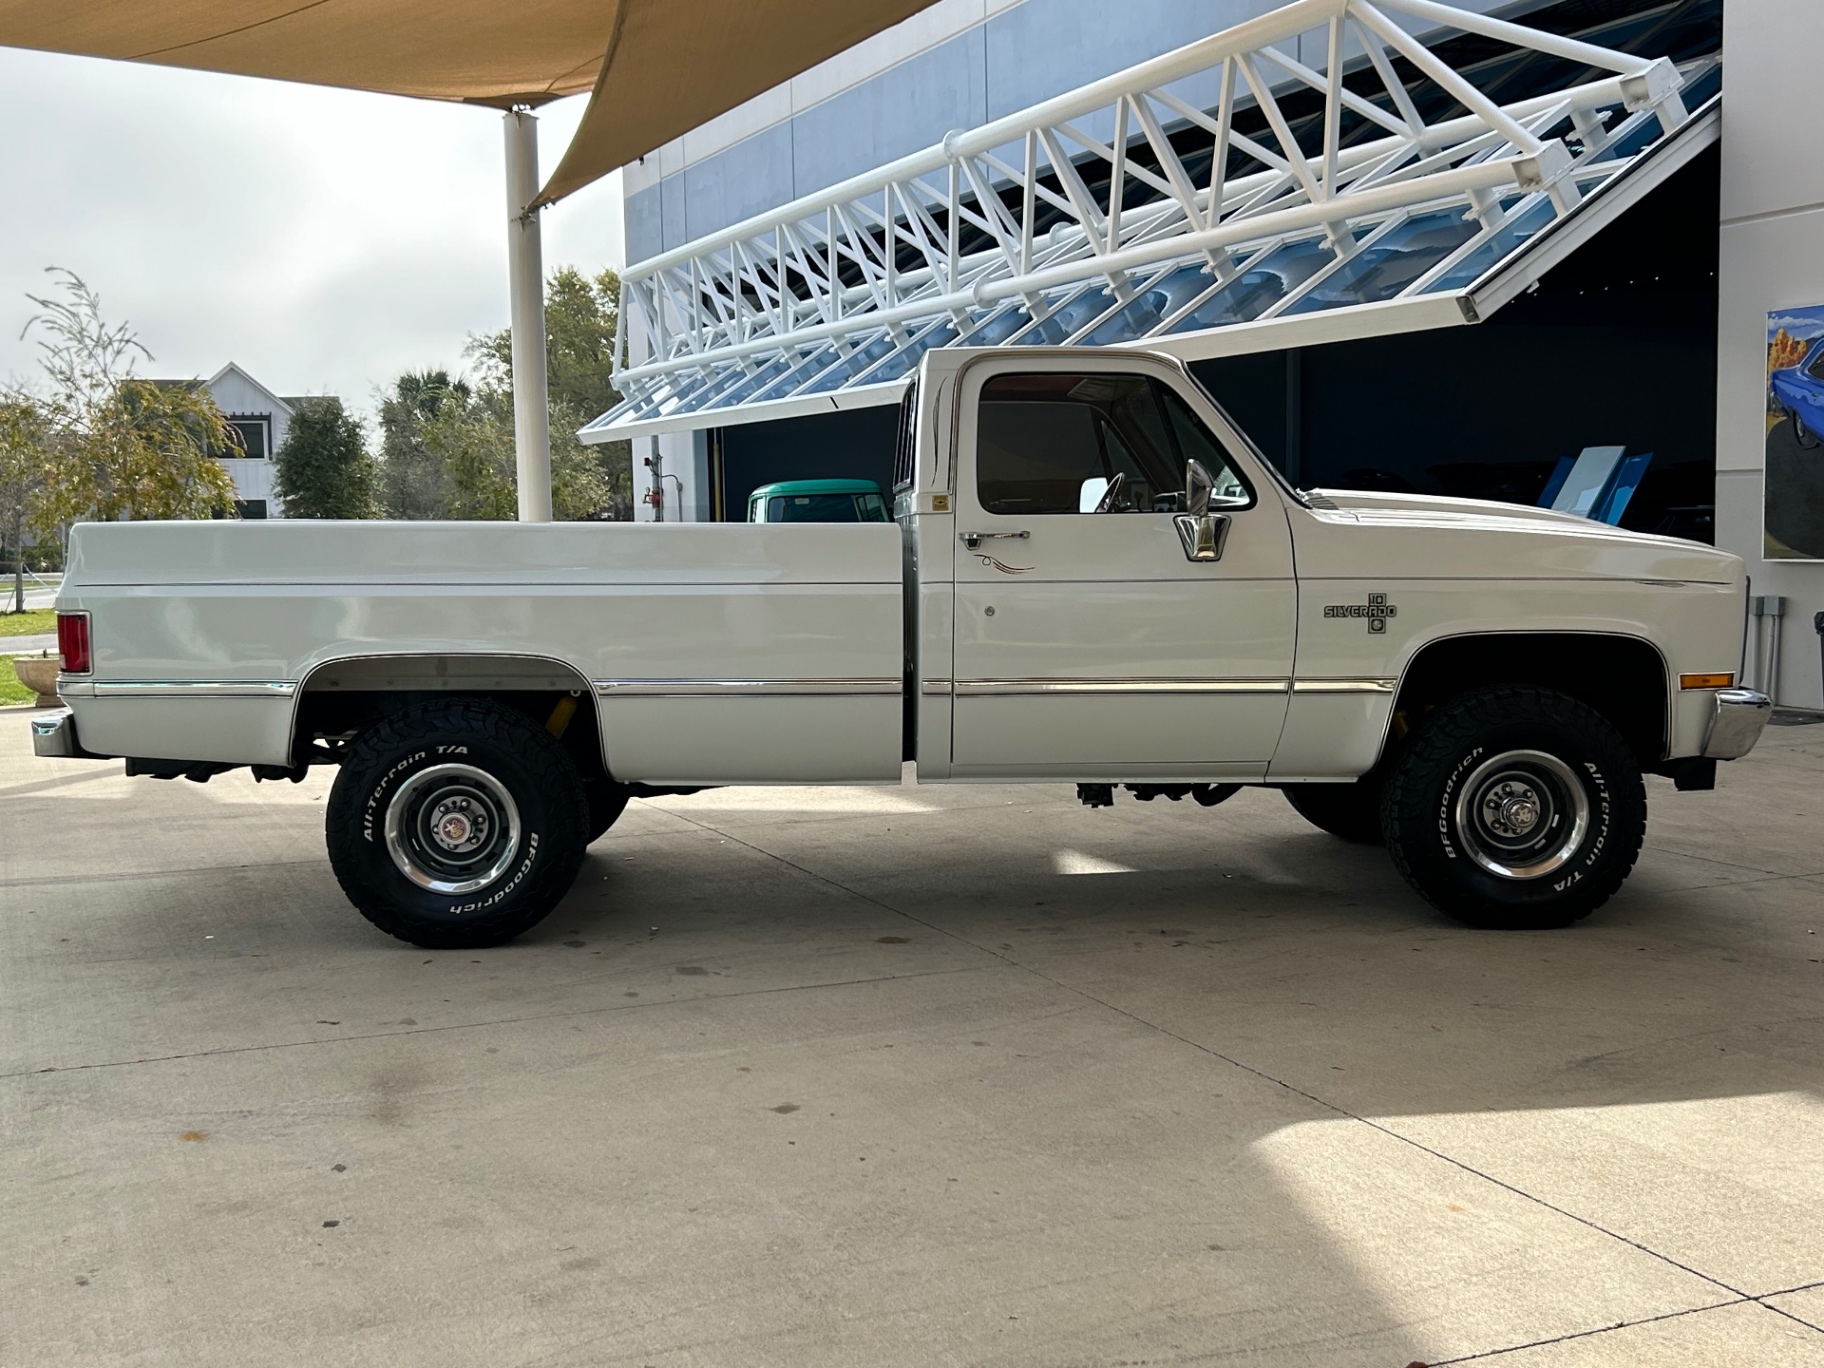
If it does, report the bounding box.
[57,612,91,675]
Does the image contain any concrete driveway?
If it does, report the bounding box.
[3,708,1823,1367]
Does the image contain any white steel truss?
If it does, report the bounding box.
[584,0,1716,442]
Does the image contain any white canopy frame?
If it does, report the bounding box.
[584,0,1716,444]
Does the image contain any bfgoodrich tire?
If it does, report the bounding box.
[326,699,589,948]
[1382,686,1645,930]
[1283,779,1383,844]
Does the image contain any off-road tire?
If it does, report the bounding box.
[326,698,589,948]
[584,780,630,843]
[1283,779,1383,844]
[1383,686,1645,930]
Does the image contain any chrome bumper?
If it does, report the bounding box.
[30,707,82,759]
[1702,687,1773,760]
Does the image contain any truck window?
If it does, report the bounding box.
[765,492,890,522]
[975,372,1252,514]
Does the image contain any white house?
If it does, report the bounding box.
[158,363,336,519]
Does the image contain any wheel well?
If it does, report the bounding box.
[1390,633,1668,766]
[291,655,609,785]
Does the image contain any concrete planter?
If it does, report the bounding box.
[10,655,61,707]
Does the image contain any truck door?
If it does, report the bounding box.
[947,355,1295,779]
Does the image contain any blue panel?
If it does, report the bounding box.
[625,183,664,265]
[683,122,796,243]
[1423,197,1555,294]
[791,29,987,200]
[1537,456,1575,508]
[1595,452,1653,525]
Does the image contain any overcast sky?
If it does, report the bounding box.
[0,46,624,421]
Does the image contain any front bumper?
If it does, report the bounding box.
[1702,687,1773,760]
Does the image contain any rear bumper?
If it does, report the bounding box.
[1702,687,1772,760]
[29,707,102,760]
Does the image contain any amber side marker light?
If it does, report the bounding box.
[1679,672,1734,690]
[56,612,91,675]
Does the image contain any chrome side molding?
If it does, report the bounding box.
[954,677,1289,696]
[594,678,901,698]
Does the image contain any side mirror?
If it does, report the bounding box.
[1185,458,1214,517]
[1078,471,1126,514]
[1174,458,1228,562]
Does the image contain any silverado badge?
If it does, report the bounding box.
[1324,593,1398,634]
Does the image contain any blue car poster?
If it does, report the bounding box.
[1766,305,1824,558]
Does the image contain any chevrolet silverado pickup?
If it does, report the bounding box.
[31,346,1770,948]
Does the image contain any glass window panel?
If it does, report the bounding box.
[1421,197,1557,294]
[1282,211,1481,314]
[1164,238,1334,334]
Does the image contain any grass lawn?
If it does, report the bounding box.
[0,608,55,637]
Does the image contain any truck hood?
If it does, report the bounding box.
[1294,488,1740,585]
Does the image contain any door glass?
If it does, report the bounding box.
[976,372,1253,513]
[977,373,1177,514]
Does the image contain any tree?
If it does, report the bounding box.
[0,392,51,612]
[24,270,239,526]
[471,265,633,520]
[378,369,468,519]
[273,397,379,518]
[418,384,610,522]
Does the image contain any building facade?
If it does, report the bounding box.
[604,0,1822,709]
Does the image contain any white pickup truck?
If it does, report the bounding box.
[33,346,1769,948]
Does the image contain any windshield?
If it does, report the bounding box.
[763,492,890,522]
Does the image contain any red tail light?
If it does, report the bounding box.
[57,612,91,675]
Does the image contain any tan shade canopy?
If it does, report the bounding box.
[0,0,939,204]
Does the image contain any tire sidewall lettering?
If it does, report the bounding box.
[1435,745,1484,861]
[363,749,428,843]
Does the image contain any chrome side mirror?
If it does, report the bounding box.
[1185,458,1213,517]
[1174,458,1228,561]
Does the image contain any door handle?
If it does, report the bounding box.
[960,530,1030,550]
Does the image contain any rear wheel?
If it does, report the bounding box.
[1282,779,1382,844]
[1382,686,1644,929]
[326,698,589,948]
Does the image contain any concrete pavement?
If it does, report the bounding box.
[3,708,1823,1366]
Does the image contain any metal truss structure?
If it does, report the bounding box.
[585,0,1719,442]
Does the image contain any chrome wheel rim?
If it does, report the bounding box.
[384,763,522,895]
[1453,749,1589,880]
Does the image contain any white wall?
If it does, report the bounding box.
[1715,0,1824,709]
[204,366,292,517]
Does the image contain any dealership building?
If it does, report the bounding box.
[583,0,1823,711]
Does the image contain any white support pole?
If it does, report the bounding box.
[504,109,553,523]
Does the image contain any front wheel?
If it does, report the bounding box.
[326,698,590,948]
[1382,686,1645,930]
[1792,410,1821,449]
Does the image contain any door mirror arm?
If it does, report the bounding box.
[1184,458,1214,517]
